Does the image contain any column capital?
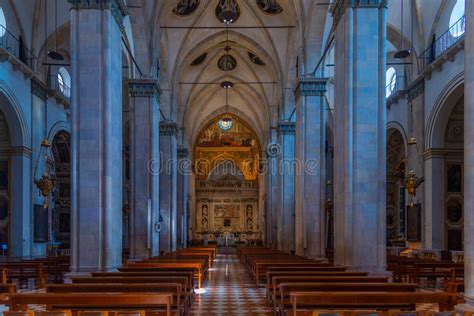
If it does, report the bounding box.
[127,79,161,98]
[278,121,295,135]
[294,77,329,101]
[31,77,49,102]
[67,0,129,28]
[160,121,178,136]
[177,147,189,159]
[330,0,388,28]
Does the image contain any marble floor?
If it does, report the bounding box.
[190,252,272,315]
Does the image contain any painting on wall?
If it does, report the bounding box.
[256,0,283,14]
[173,0,200,16]
[0,161,8,190]
[447,164,462,193]
[407,203,421,242]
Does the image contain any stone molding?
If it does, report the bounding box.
[423,148,448,160]
[31,77,49,102]
[330,0,388,28]
[294,77,328,101]
[127,79,161,98]
[177,147,189,159]
[407,77,425,103]
[10,146,33,157]
[67,0,129,27]
[278,121,295,135]
[160,121,178,136]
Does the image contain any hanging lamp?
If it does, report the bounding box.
[394,0,412,59]
[33,101,56,208]
[47,0,64,60]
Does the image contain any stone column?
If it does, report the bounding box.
[9,148,31,257]
[159,122,178,253]
[30,78,49,257]
[177,147,190,249]
[277,122,295,252]
[68,0,127,272]
[127,79,160,259]
[332,0,387,273]
[294,77,328,258]
[423,149,445,249]
[266,127,279,248]
[459,0,474,310]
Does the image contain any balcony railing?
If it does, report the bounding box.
[0,24,37,71]
[419,15,465,71]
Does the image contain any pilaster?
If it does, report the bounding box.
[127,79,160,259]
[177,146,190,248]
[276,121,295,252]
[159,121,178,252]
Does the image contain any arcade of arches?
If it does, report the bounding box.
[1,0,474,314]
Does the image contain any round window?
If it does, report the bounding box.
[449,0,465,38]
[218,118,233,131]
[386,67,397,98]
[0,8,6,37]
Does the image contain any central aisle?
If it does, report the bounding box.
[191,251,273,315]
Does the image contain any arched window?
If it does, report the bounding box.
[386,67,397,98]
[57,67,71,98]
[0,8,6,37]
[449,0,465,38]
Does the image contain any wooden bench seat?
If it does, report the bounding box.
[276,283,417,315]
[9,293,173,316]
[289,291,454,315]
[46,284,185,316]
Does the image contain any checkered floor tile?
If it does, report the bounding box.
[190,253,272,315]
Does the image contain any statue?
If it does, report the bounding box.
[246,205,253,218]
[202,204,209,217]
[246,218,253,231]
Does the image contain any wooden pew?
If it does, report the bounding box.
[289,292,454,315]
[121,262,205,288]
[9,293,173,316]
[91,271,195,290]
[186,246,217,259]
[252,261,331,287]
[71,276,193,307]
[276,283,417,315]
[0,262,47,288]
[412,262,464,283]
[444,268,464,297]
[46,283,185,315]
[32,257,70,282]
[145,254,212,270]
[0,283,17,305]
[269,276,388,308]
